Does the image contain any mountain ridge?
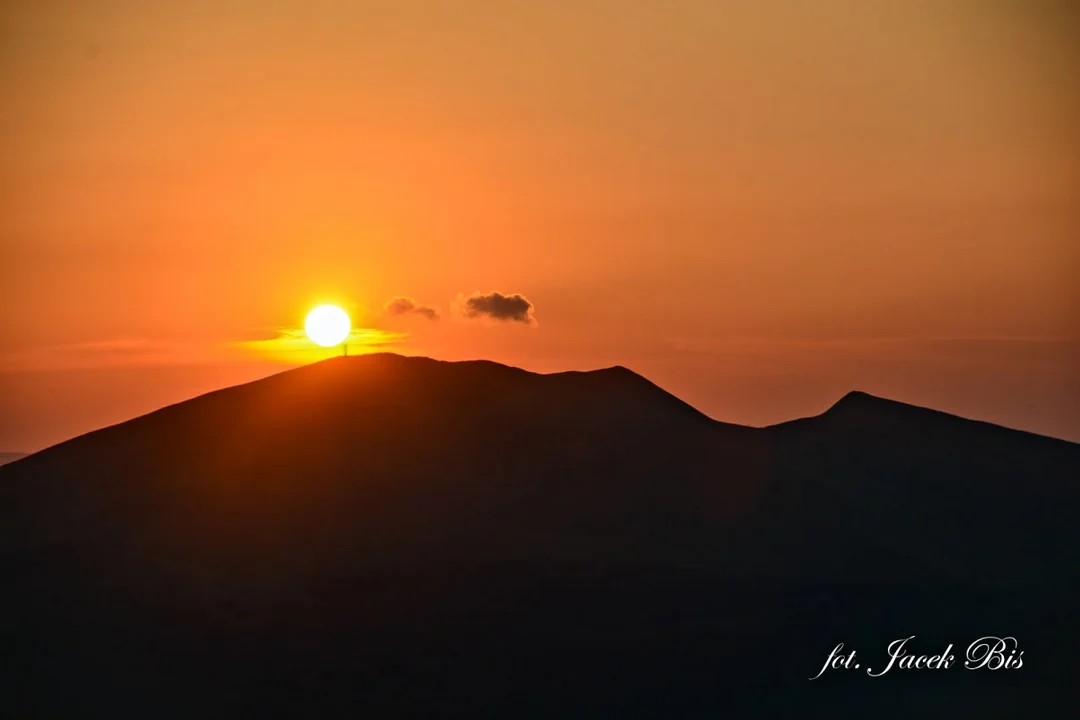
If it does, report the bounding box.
[2,351,1078,716]
[3,353,1072,472]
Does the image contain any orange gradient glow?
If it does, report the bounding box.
[1,0,1078,452]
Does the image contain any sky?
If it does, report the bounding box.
[2,0,1078,452]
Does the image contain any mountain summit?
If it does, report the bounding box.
[3,354,1078,717]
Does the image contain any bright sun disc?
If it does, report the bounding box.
[305,305,351,347]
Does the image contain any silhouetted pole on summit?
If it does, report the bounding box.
[343,342,348,358]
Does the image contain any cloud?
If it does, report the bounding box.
[385,296,440,320]
[455,291,537,325]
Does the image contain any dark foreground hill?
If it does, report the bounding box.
[2,354,1078,718]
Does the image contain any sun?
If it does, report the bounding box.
[305,305,352,347]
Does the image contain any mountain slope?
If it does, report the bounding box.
[0,452,27,467]
[0,355,733,568]
[2,354,1078,717]
[762,390,1080,585]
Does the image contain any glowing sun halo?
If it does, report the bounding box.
[305,305,351,347]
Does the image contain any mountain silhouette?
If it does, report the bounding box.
[2,354,1078,718]
[0,452,27,467]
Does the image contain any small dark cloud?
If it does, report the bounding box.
[385,296,440,320]
[456,291,537,325]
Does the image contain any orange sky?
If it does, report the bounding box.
[2,0,1078,451]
